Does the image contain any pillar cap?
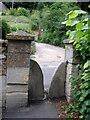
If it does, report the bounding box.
[6,30,34,41]
[63,39,74,44]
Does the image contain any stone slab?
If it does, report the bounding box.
[6,92,28,110]
[7,31,34,41]
[8,41,31,53]
[7,85,28,93]
[49,61,66,98]
[7,67,29,85]
[7,53,30,67]
[29,59,44,101]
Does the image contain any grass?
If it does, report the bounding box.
[1,15,38,34]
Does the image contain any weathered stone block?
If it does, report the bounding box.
[7,67,29,85]
[7,85,28,93]
[7,53,30,67]
[66,94,73,103]
[66,63,78,77]
[8,41,31,53]
[65,82,73,97]
[29,59,44,101]
[6,93,28,110]
[49,61,66,98]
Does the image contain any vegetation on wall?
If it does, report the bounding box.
[62,9,90,119]
[1,19,11,39]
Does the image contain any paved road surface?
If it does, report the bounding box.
[31,42,65,90]
[4,100,60,119]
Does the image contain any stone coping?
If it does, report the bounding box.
[6,31,34,41]
[63,39,74,44]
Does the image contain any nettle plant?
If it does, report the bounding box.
[62,10,90,119]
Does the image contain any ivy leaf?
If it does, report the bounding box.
[71,20,80,26]
[75,10,87,14]
[82,24,88,30]
[69,11,78,19]
[61,20,68,25]
[84,100,90,106]
[76,31,84,38]
[84,60,90,69]
[76,22,84,31]
[83,18,88,22]
[66,19,72,26]
[66,11,73,16]
[69,39,74,43]
[66,30,71,36]
[69,30,76,39]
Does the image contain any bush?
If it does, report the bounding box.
[39,2,80,47]
[2,19,11,39]
[6,8,17,16]
[4,7,30,17]
[16,7,30,17]
[1,11,6,15]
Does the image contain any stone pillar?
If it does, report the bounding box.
[0,39,7,119]
[64,40,80,103]
[6,31,34,110]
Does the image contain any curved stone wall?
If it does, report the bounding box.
[28,59,44,102]
[49,61,66,98]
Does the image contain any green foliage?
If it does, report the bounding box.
[63,9,90,119]
[39,2,80,47]
[16,7,30,17]
[29,10,40,31]
[3,7,30,17]
[1,19,11,39]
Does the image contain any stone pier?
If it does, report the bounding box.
[64,40,80,103]
[6,31,34,110]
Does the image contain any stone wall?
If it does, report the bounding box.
[0,39,7,119]
[6,31,34,110]
[64,40,80,103]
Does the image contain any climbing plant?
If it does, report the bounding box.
[62,9,90,119]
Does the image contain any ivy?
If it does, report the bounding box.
[62,9,90,119]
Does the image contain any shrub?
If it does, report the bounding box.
[4,7,30,17]
[16,7,30,17]
[7,8,17,16]
[1,11,6,15]
[2,19,11,39]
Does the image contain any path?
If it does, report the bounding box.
[31,42,65,90]
[4,100,60,119]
